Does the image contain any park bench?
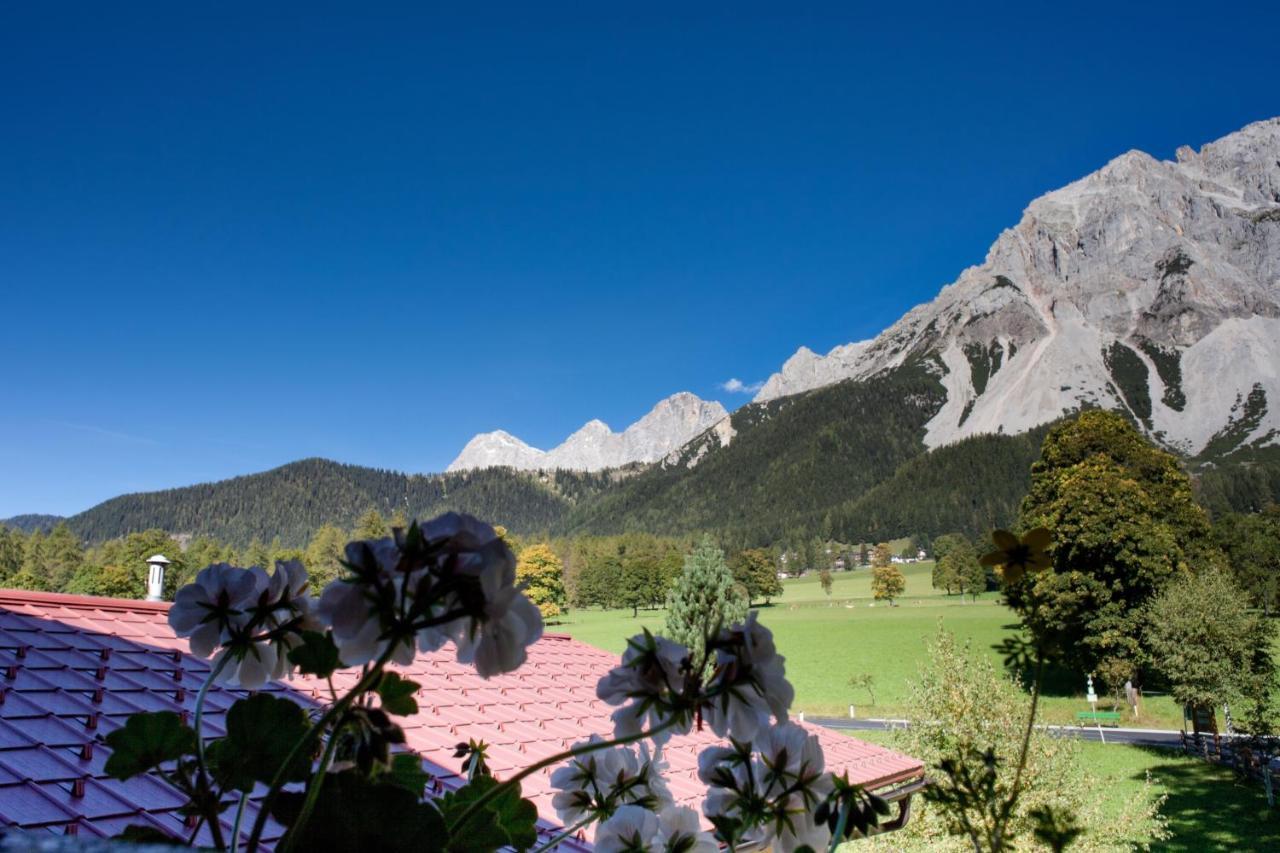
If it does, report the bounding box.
[1076,711,1122,727]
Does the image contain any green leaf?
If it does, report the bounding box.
[273,770,446,853]
[207,694,310,792]
[377,671,421,717]
[385,752,432,797]
[288,630,343,678]
[103,711,197,780]
[440,775,539,852]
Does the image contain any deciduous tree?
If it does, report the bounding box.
[872,564,905,605]
[515,543,567,620]
[1011,411,1222,671]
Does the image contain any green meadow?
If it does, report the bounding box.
[554,562,1186,730]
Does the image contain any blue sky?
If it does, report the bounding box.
[2,2,1277,517]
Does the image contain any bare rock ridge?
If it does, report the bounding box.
[754,117,1280,456]
[447,392,728,472]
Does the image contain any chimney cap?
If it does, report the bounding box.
[146,554,171,566]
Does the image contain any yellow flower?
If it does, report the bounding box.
[980,528,1052,585]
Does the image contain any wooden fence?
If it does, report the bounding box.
[1180,731,1280,804]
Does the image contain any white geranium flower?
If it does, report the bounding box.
[655,806,718,853]
[594,804,662,853]
[550,738,674,827]
[317,579,414,667]
[700,723,833,852]
[703,612,794,743]
[169,564,261,659]
[597,633,691,744]
[449,539,543,677]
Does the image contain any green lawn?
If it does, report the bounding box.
[851,729,1280,850]
[554,563,1186,729]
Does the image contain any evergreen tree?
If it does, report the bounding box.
[515,543,567,620]
[241,538,271,569]
[858,542,869,567]
[42,523,84,591]
[819,568,833,596]
[304,523,349,589]
[0,526,24,584]
[665,536,747,670]
[1213,508,1280,614]
[14,530,49,590]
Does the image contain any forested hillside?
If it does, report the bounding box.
[0,514,64,533]
[562,363,948,547]
[67,459,613,548]
[18,376,1276,555]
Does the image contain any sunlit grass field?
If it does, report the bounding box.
[850,728,1280,851]
[553,562,1186,729]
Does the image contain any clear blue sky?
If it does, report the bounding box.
[2,2,1277,517]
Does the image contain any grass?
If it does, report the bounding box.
[852,729,1280,850]
[554,562,1186,729]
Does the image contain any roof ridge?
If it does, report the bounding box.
[0,588,171,613]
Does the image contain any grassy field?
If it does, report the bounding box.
[852,728,1280,850]
[553,562,1187,729]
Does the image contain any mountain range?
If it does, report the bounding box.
[448,392,727,471]
[7,118,1280,549]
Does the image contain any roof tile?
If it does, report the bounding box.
[0,588,923,847]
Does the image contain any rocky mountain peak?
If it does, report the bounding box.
[752,118,1280,456]
[447,392,727,472]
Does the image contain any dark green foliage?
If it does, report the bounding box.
[665,536,747,669]
[1013,411,1222,671]
[437,775,539,852]
[1198,384,1270,461]
[825,427,1052,544]
[67,458,614,548]
[564,363,947,547]
[376,672,422,716]
[730,547,784,604]
[1137,339,1186,411]
[963,340,1006,396]
[1102,342,1152,424]
[103,712,197,780]
[272,770,448,853]
[1211,507,1280,614]
[289,630,343,677]
[1194,445,1280,514]
[208,694,311,792]
[0,513,63,533]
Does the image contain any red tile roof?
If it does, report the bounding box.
[0,590,922,846]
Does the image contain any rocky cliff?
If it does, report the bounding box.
[754,118,1280,456]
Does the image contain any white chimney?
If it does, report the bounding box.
[145,554,171,601]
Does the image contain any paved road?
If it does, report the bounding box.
[808,716,1184,749]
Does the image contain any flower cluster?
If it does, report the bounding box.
[550,736,673,826]
[169,512,544,686]
[169,559,319,688]
[700,724,833,850]
[594,804,718,853]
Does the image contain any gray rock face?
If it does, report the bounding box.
[754,118,1280,455]
[448,392,728,471]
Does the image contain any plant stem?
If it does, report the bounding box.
[244,644,398,852]
[530,815,593,853]
[191,654,232,851]
[826,798,852,853]
[229,792,248,853]
[448,717,679,837]
[1011,652,1044,797]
